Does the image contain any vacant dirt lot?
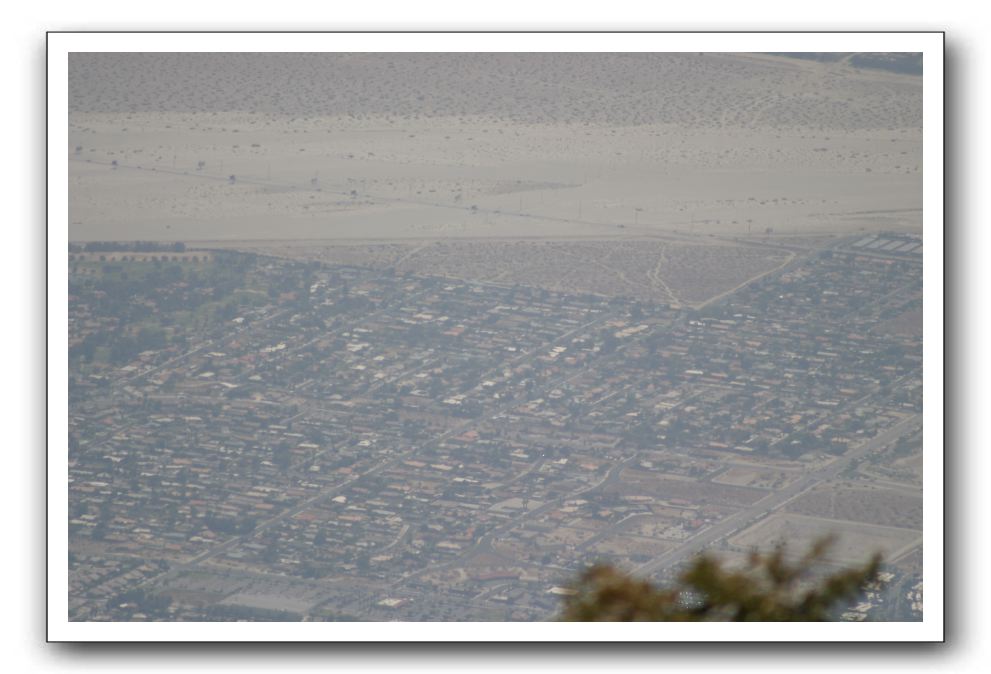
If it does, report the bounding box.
[611,468,769,507]
[590,534,673,559]
[784,482,922,530]
[235,238,790,308]
[730,512,921,566]
[710,465,797,489]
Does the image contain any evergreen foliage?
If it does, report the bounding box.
[560,536,881,621]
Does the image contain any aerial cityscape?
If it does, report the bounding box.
[66,51,924,622]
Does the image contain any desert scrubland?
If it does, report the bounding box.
[69,52,921,244]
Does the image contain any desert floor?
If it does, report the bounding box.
[68,52,921,244]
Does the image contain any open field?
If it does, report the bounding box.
[69,53,922,245]
[729,512,921,566]
[889,451,924,485]
[784,482,923,530]
[590,534,674,559]
[227,238,791,307]
[874,307,924,337]
[611,469,770,508]
[710,465,798,490]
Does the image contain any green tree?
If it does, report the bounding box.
[560,536,880,621]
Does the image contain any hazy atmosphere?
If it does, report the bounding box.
[67,52,924,623]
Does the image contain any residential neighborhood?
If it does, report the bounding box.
[68,235,923,622]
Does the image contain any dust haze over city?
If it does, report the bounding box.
[67,52,924,622]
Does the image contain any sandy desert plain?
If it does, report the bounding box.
[69,52,922,308]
